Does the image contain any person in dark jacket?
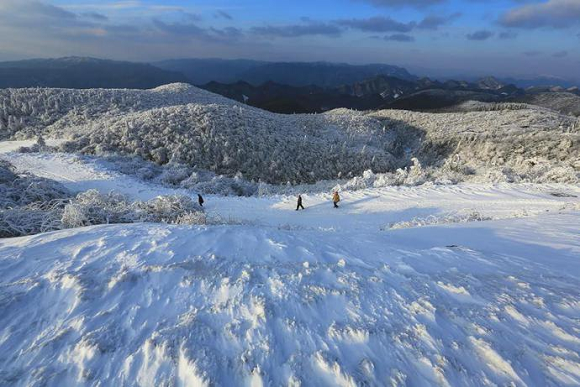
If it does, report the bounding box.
[198,194,204,207]
[296,195,305,211]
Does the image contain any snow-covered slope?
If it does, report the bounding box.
[1,84,578,185]
[1,212,579,386]
[1,139,580,386]
[0,84,238,140]
[516,92,580,117]
[370,108,579,184]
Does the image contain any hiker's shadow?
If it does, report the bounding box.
[298,195,381,211]
[343,195,380,208]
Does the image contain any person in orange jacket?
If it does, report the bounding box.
[332,191,340,208]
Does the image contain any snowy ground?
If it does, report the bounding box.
[1,143,580,386]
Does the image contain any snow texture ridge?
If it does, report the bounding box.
[1,214,579,386]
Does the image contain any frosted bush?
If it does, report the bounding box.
[0,161,206,237]
[99,155,163,181]
[386,211,493,230]
[158,164,193,186]
[257,181,273,197]
[138,195,203,223]
[191,175,258,196]
[2,84,578,186]
[402,158,426,186]
[174,211,207,225]
[0,160,17,184]
[0,206,60,238]
[0,163,70,209]
[61,190,137,228]
[17,135,54,154]
[540,166,578,184]
[60,191,205,229]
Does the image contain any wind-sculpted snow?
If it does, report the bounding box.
[1,83,579,184]
[1,215,579,386]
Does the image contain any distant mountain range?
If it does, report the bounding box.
[497,76,578,89]
[200,80,385,114]
[0,57,188,89]
[201,75,527,113]
[154,58,267,85]
[154,58,416,87]
[0,57,578,116]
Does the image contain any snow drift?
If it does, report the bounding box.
[1,213,579,386]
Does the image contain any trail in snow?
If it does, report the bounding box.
[1,147,579,232]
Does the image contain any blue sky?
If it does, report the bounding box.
[0,0,579,80]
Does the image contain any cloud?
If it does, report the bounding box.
[466,30,494,40]
[553,50,568,57]
[251,21,342,38]
[153,19,243,42]
[0,0,101,39]
[417,13,461,30]
[209,27,244,39]
[354,0,445,7]
[0,0,245,56]
[180,12,202,22]
[82,12,109,21]
[337,16,415,32]
[384,33,415,42]
[214,10,233,20]
[153,19,206,37]
[500,0,580,29]
[498,31,518,39]
[0,0,77,23]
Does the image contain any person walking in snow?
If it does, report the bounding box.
[332,191,340,208]
[198,194,204,207]
[296,194,305,211]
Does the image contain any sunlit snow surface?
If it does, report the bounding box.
[1,144,579,386]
